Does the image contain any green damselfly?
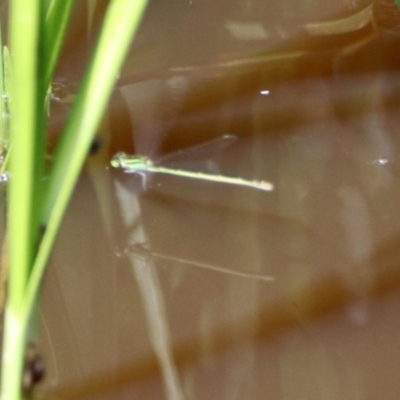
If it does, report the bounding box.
[111,135,274,191]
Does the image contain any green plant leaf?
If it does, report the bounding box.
[0,34,4,151]
[43,0,75,88]
[29,0,148,317]
[1,0,149,399]
[2,0,42,397]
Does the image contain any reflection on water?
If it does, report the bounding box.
[36,1,400,399]
[126,240,275,282]
[114,179,184,400]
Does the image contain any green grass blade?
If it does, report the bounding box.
[0,46,11,177]
[43,0,75,87]
[7,0,40,309]
[2,0,41,398]
[30,0,73,273]
[2,1,148,398]
[40,0,148,227]
[25,0,149,359]
[0,26,4,152]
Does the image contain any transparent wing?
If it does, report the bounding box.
[156,134,237,167]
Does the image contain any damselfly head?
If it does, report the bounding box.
[111,152,127,168]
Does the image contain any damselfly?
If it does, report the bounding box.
[111,135,274,191]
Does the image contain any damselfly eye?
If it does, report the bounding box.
[111,153,125,168]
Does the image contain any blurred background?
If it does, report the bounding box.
[22,0,400,398]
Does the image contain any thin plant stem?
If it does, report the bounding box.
[0,25,4,151]
[2,0,41,397]
[27,0,148,322]
[43,0,75,88]
[1,1,148,399]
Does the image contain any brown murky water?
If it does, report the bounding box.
[32,1,400,399]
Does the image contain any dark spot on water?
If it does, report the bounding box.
[22,343,45,392]
[89,136,103,156]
